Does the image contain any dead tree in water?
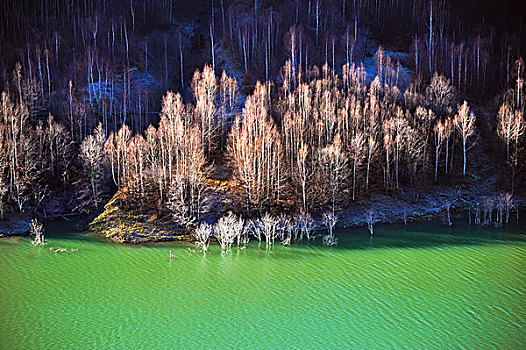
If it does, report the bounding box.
[247,219,262,243]
[482,197,494,225]
[443,204,453,227]
[214,213,243,255]
[258,213,280,250]
[193,222,213,255]
[322,211,338,245]
[30,219,45,246]
[441,188,465,227]
[502,193,514,224]
[366,209,377,235]
[295,211,315,241]
[277,214,293,245]
[231,215,246,248]
[473,193,515,227]
[213,219,231,254]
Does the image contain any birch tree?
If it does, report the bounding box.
[453,101,476,176]
[258,213,280,249]
[365,135,377,193]
[193,222,213,255]
[30,218,45,246]
[228,83,283,212]
[433,120,445,181]
[349,132,365,200]
[322,211,338,245]
[498,103,525,193]
[426,72,454,116]
[319,133,347,217]
[214,212,244,254]
[80,123,107,209]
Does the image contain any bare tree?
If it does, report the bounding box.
[509,110,525,194]
[193,222,213,255]
[210,22,215,72]
[214,214,236,255]
[247,218,262,242]
[258,213,280,249]
[285,25,301,89]
[443,204,453,227]
[322,211,338,245]
[192,65,218,156]
[228,83,283,212]
[0,92,31,212]
[349,132,365,200]
[30,218,45,246]
[319,133,347,217]
[497,103,514,162]
[296,142,310,213]
[214,212,245,254]
[79,123,106,210]
[433,120,445,181]
[295,211,315,241]
[497,104,525,193]
[426,72,454,115]
[365,135,377,193]
[502,193,514,224]
[167,175,196,227]
[314,0,321,46]
[453,101,476,176]
[428,0,433,74]
[0,175,7,219]
[443,117,454,174]
[366,208,377,235]
[277,214,293,245]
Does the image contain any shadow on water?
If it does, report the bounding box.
[247,218,526,257]
[37,216,526,254]
[42,218,112,245]
[329,219,526,251]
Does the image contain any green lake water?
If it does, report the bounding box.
[1,221,525,349]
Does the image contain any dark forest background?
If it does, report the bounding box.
[0,0,524,230]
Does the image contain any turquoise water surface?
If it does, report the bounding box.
[1,221,525,349]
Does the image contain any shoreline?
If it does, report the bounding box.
[2,186,523,243]
[87,185,524,244]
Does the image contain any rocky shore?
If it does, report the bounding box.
[338,187,512,229]
[88,191,192,243]
[0,215,31,237]
[2,179,522,243]
[85,186,524,244]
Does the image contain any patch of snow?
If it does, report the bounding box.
[82,69,160,114]
[358,50,412,91]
